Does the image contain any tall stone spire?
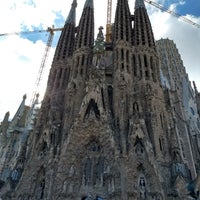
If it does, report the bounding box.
[10,94,27,129]
[74,0,94,49]
[113,0,132,43]
[54,0,77,60]
[66,0,77,24]
[45,0,77,98]
[84,0,94,8]
[112,0,133,156]
[133,0,155,48]
[135,0,146,9]
[132,0,159,83]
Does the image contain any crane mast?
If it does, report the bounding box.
[29,26,63,106]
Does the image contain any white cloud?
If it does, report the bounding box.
[0,35,55,119]
[147,4,200,90]
[0,0,199,120]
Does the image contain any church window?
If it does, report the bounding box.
[134,137,144,154]
[121,49,124,60]
[138,55,142,67]
[42,141,47,152]
[83,140,105,187]
[87,55,92,66]
[126,50,130,63]
[121,63,124,71]
[77,56,80,66]
[72,82,76,89]
[127,65,130,73]
[50,132,56,146]
[74,68,78,78]
[81,55,85,66]
[80,67,83,75]
[150,57,156,82]
[133,102,139,113]
[132,54,137,77]
[94,156,104,184]
[159,137,163,152]
[84,158,92,185]
[40,140,48,157]
[40,179,45,199]
[108,86,114,117]
[138,55,143,79]
[160,114,164,128]
[144,55,148,68]
[101,88,106,110]
[145,70,149,79]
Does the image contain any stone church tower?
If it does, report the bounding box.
[3,0,199,199]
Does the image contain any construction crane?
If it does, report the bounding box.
[29,26,62,107]
[144,0,200,29]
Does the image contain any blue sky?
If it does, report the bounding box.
[0,0,200,120]
[165,0,200,17]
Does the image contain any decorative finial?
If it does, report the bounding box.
[23,94,27,100]
[72,0,77,8]
[84,0,94,8]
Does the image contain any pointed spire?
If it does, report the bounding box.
[84,0,94,8]
[66,0,77,24]
[53,0,77,61]
[113,0,132,43]
[135,0,146,9]
[133,0,155,48]
[10,94,27,129]
[75,0,94,49]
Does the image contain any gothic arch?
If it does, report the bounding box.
[33,166,46,200]
[82,139,105,187]
[134,136,145,155]
[84,157,92,185]
[84,99,100,119]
